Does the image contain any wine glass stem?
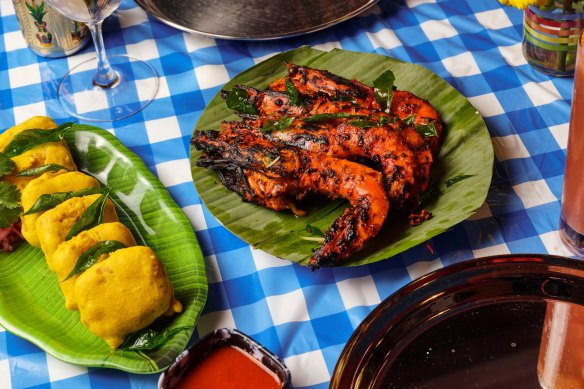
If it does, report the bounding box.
[87,21,119,88]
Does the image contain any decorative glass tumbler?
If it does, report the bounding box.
[559,32,584,255]
[523,1,584,77]
[12,0,89,58]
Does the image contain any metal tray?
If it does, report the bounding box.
[331,254,584,388]
[134,0,378,40]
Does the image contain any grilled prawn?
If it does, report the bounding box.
[192,130,389,269]
[221,119,422,211]
[278,63,443,154]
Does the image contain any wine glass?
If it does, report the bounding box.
[45,0,159,122]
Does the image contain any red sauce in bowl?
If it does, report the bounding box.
[176,345,282,389]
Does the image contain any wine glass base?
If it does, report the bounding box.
[57,54,159,122]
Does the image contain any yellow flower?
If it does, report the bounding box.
[498,0,548,9]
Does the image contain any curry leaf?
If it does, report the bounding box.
[224,87,258,115]
[379,116,398,126]
[348,119,378,128]
[24,187,104,215]
[262,116,295,133]
[306,224,326,236]
[302,113,368,122]
[403,115,416,126]
[285,79,300,105]
[3,122,74,158]
[445,174,475,187]
[118,326,192,351]
[16,163,70,177]
[62,240,127,281]
[414,122,438,138]
[65,189,110,241]
[417,182,441,207]
[373,69,395,114]
[0,152,15,176]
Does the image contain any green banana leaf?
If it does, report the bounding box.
[0,124,207,373]
[191,46,493,267]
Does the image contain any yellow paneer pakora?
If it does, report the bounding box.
[75,246,183,349]
[0,116,77,191]
[21,171,101,247]
[51,222,137,311]
[36,194,119,270]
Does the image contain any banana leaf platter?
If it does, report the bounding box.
[0,124,208,373]
[191,46,493,267]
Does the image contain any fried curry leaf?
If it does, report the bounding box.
[349,119,378,128]
[306,224,326,236]
[65,189,110,241]
[62,240,127,281]
[0,181,22,228]
[224,87,258,115]
[417,181,442,207]
[285,79,300,105]
[373,69,395,114]
[414,122,438,138]
[24,187,104,215]
[403,115,416,126]
[262,116,295,133]
[0,152,15,176]
[3,122,74,158]
[302,113,368,122]
[16,163,70,177]
[118,326,192,351]
[445,174,475,187]
[378,116,397,126]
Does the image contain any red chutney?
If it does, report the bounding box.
[177,345,282,389]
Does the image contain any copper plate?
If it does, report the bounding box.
[134,0,378,40]
[331,254,584,388]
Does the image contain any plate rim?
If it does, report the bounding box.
[330,253,584,388]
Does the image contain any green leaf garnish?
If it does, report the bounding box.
[414,122,438,138]
[379,116,398,126]
[285,79,300,105]
[118,326,192,351]
[16,163,70,177]
[373,69,395,114]
[0,152,15,176]
[2,122,74,158]
[24,187,104,215]
[262,116,295,133]
[417,182,441,207]
[0,181,22,228]
[445,174,475,187]
[225,87,258,115]
[306,224,326,236]
[403,115,416,126]
[65,189,110,241]
[62,240,127,281]
[348,119,378,128]
[302,113,368,123]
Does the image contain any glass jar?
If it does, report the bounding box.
[12,0,90,58]
[523,0,584,77]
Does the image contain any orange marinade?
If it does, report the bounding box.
[176,345,282,389]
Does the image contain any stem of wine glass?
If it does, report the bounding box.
[87,21,120,88]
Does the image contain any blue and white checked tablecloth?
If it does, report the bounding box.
[0,0,577,387]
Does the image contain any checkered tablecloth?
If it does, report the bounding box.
[0,0,577,388]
